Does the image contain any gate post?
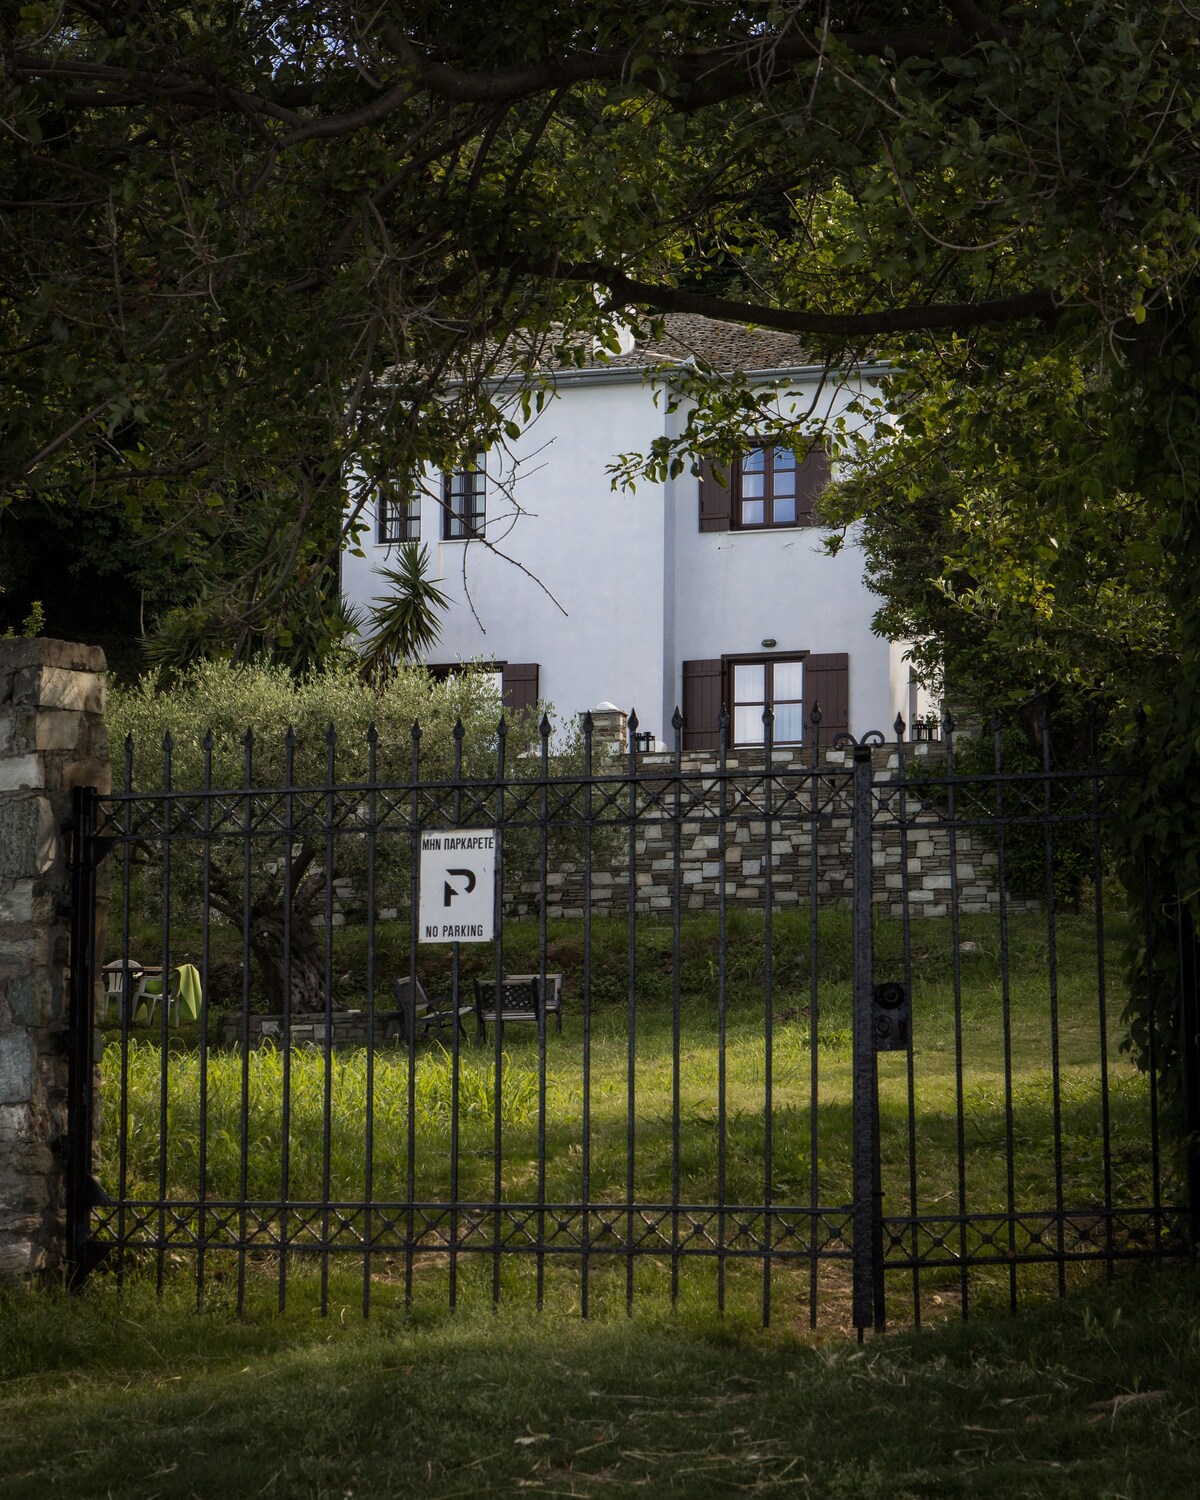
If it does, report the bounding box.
[66,786,100,1280]
[851,740,884,1333]
[0,638,108,1281]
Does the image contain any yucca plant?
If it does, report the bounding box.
[359,541,450,677]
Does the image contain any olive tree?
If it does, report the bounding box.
[108,660,580,1010]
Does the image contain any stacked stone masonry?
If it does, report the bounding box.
[505,742,1036,922]
[222,1009,409,1051]
[0,639,109,1280]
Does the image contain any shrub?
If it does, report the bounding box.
[107,659,594,1011]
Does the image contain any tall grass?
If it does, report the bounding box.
[95,910,1171,1321]
[100,931,1156,1216]
[102,1040,541,1204]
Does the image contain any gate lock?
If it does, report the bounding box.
[871,982,910,1052]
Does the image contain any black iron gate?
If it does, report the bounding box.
[67,713,1198,1329]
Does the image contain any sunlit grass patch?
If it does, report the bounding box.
[95,909,1170,1323]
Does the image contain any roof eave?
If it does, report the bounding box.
[485,358,894,391]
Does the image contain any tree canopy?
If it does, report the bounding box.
[4,1,1200,705]
[819,333,1178,719]
[9,0,1200,1083]
[8,2,1198,655]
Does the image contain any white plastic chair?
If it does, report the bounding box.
[100,960,151,1024]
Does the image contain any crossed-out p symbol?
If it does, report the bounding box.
[443,868,477,907]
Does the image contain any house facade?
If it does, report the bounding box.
[341,315,930,748]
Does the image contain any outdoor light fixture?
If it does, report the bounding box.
[761,638,777,648]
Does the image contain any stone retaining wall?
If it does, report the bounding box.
[311,740,1029,927]
[506,741,1033,921]
[220,1008,407,1050]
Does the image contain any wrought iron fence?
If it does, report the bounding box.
[68,710,1197,1329]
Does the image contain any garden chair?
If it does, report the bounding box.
[390,976,472,1046]
[134,972,169,1026]
[473,976,542,1042]
[134,963,203,1027]
[502,973,564,1033]
[101,959,139,1022]
[100,959,162,1025]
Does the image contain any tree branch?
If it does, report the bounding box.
[395,29,963,109]
[8,52,319,113]
[545,264,1059,337]
[12,22,968,139]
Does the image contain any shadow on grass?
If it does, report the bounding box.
[2,1266,1199,1498]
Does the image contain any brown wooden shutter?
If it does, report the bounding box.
[795,447,832,525]
[682,658,724,750]
[698,458,733,532]
[501,662,539,713]
[805,652,849,739]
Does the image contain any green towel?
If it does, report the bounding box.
[172,963,203,1022]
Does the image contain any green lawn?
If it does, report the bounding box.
[2,1269,1199,1498]
[94,910,1173,1327]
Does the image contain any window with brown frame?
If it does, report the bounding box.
[377,479,420,544]
[698,444,831,532]
[681,652,849,751]
[443,459,486,539]
[730,656,805,744]
[738,446,799,528]
[426,661,539,713]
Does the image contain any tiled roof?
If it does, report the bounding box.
[582,313,817,372]
[494,313,817,376]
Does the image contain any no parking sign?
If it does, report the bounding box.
[418,829,496,942]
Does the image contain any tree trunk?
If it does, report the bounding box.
[246,910,328,1013]
[209,845,337,1014]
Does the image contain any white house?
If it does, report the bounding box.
[341,314,928,749]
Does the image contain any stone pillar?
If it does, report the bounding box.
[0,639,108,1279]
[590,702,629,757]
